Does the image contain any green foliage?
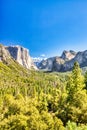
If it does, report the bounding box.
[66,121,87,130]
[66,62,85,98]
[0,61,87,129]
[59,62,87,124]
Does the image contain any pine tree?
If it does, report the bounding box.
[66,62,85,102]
[84,71,87,89]
[65,62,87,123]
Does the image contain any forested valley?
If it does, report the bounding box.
[0,61,87,130]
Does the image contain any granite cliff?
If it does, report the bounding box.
[0,44,11,62]
[0,44,37,70]
[1,44,87,72]
[38,50,87,72]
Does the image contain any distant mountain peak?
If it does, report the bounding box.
[61,50,76,60]
[38,50,87,72]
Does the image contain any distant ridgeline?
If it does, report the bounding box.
[1,44,87,72]
[38,50,87,72]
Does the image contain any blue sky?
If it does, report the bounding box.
[0,0,87,58]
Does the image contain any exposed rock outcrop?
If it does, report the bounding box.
[0,44,11,62]
[61,50,76,60]
[6,45,37,70]
[1,43,87,72]
[62,50,87,71]
[39,57,56,71]
[0,44,37,70]
[38,50,87,72]
[38,56,65,71]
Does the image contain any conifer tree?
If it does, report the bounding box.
[65,62,87,124]
[84,71,87,89]
[66,62,85,102]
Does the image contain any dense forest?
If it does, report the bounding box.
[0,61,87,130]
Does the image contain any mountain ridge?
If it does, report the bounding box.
[1,44,87,72]
[38,50,87,72]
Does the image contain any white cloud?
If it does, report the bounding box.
[32,54,47,63]
[32,56,47,62]
[40,54,46,57]
[32,57,42,62]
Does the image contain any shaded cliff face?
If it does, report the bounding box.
[63,50,87,71]
[0,44,11,63]
[38,50,87,72]
[6,46,37,70]
[61,50,76,60]
[38,50,76,72]
[39,57,55,71]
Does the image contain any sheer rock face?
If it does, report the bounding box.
[38,56,65,71]
[39,57,55,71]
[0,44,37,70]
[0,44,11,62]
[1,44,87,72]
[61,50,76,60]
[38,50,76,72]
[6,46,37,70]
[38,50,87,72]
[62,51,87,72]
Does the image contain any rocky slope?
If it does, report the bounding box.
[0,44,37,70]
[0,44,11,63]
[38,50,87,72]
